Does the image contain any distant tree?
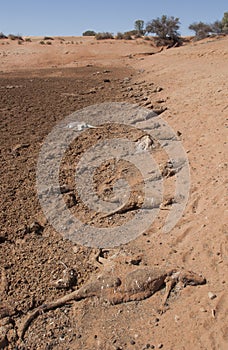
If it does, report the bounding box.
[222,12,228,33]
[188,22,212,40]
[146,15,181,46]
[134,19,144,36]
[83,30,96,36]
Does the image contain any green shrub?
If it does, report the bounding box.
[95,32,114,40]
[83,30,96,36]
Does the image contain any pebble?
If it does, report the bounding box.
[208,292,217,300]
[200,307,207,312]
[158,344,163,349]
[29,221,44,235]
[0,233,7,243]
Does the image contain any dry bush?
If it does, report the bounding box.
[116,32,132,40]
[8,34,23,41]
[44,36,54,40]
[95,32,114,40]
[0,32,8,39]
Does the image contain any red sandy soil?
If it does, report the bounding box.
[0,35,227,350]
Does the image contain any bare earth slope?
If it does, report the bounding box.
[0,36,227,349]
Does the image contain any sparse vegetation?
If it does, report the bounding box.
[95,32,114,40]
[25,38,32,42]
[146,15,181,46]
[0,32,8,39]
[116,31,133,40]
[8,34,23,41]
[83,30,96,36]
[116,32,124,39]
[39,40,45,45]
[189,12,228,40]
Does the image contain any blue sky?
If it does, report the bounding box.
[0,0,227,36]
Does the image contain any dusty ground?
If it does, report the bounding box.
[0,36,227,349]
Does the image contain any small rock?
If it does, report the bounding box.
[208,292,217,300]
[174,315,180,322]
[200,307,207,312]
[158,344,163,349]
[0,326,8,349]
[130,339,136,345]
[143,101,152,107]
[0,233,7,244]
[12,143,30,156]
[65,192,77,208]
[6,328,17,342]
[136,135,153,152]
[130,257,142,266]
[87,88,97,94]
[152,107,167,115]
[52,268,77,290]
[104,79,111,83]
[29,221,44,235]
[152,87,163,93]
